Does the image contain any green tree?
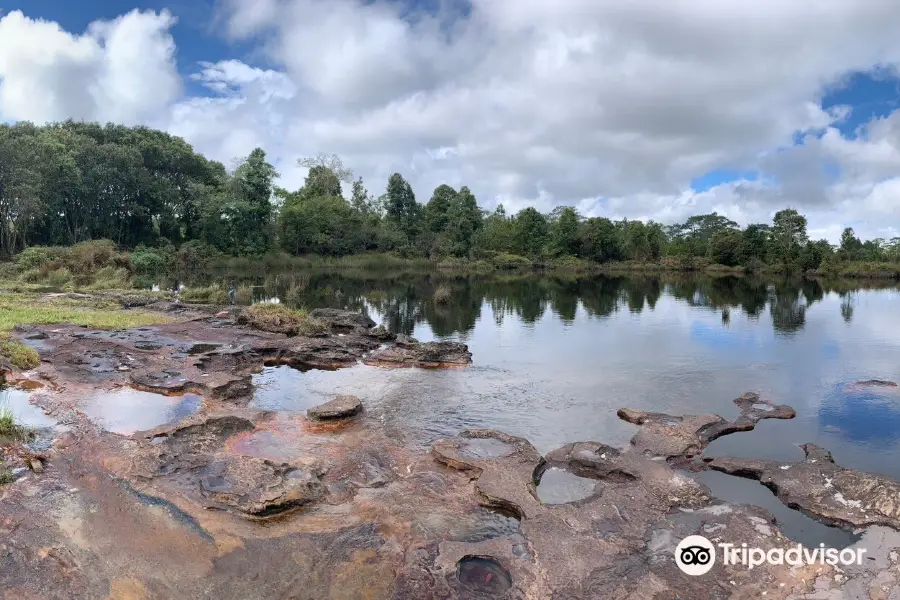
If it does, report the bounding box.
[770,208,808,269]
[547,207,581,257]
[513,207,549,257]
[424,184,456,234]
[580,217,623,262]
[385,173,421,243]
[708,229,743,266]
[444,186,481,257]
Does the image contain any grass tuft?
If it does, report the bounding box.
[433,284,452,305]
[239,303,328,337]
[0,398,31,442]
[0,334,40,369]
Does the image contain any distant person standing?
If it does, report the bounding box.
[228,284,236,305]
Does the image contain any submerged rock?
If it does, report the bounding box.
[364,335,472,368]
[307,395,363,420]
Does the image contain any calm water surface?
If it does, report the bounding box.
[231,273,900,483]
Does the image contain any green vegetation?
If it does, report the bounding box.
[0,333,40,369]
[2,121,899,281]
[0,398,31,442]
[238,303,328,337]
[0,293,173,332]
[433,284,452,305]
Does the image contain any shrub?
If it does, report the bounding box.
[131,247,171,276]
[491,253,533,269]
[15,246,68,271]
[234,285,253,305]
[69,240,120,275]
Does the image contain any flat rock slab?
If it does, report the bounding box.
[706,443,900,530]
[307,395,363,420]
[618,392,795,459]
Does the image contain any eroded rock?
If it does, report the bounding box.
[707,443,900,530]
[309,308,376,333]
[307,395,363,420]
[199,456,326,518]
[618,392,795,459]
[365,335,472,368]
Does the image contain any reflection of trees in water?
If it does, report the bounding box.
[191,270,893,337]
[839,291,856,323]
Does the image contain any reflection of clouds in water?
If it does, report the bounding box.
[819,383,900,448]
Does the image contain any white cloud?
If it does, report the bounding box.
[2,2,900,241]
[0,9,180,124]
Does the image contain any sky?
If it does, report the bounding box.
[1,1,899,243]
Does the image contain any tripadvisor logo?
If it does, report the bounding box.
[674,535,867,576]
[675,535,716,576]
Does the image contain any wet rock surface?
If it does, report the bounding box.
[364,334,473,368]
[707,443,900,531]
[307,395,363,420]
[3,308,900,598]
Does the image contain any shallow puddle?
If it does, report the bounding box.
[459,437,516,460]
[457,556,512,595]
[0,387,56,428]
[689,469,860,549]
[81,388,203,435]
[535,467,598,505]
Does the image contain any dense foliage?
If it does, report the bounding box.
[2,121,899,273]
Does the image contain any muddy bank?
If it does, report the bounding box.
[2,307,900,599]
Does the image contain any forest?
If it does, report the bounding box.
[1,121,899,277]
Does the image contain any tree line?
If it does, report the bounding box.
[2,121,898,270]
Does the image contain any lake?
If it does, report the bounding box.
[167,271,900,543]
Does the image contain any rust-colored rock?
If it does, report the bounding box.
[307,395,363,420]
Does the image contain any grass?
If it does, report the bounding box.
[0,334,40,369]
[179,285,229,304]
[238,303,328,337]
[433,284,452,304]
[0,398,31,443]
[0,293,174,333]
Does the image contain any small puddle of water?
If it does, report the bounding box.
[459,437,516,460]
[0,387,56,428]
[81,388,203,435]
[535,467,599,505]
[689,470,861,549]
[457,556,512,595]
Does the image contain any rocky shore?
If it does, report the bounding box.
[1,303,899,599]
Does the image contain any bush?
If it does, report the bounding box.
[69,240,122,275]
[491,253,533,269]
[131,247,171,276]
[15,246,68,271]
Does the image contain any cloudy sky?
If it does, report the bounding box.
[1,1,899,242]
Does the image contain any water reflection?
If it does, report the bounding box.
[820,383,900,448]
[160,270,900,481]
[165,272,899,339]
